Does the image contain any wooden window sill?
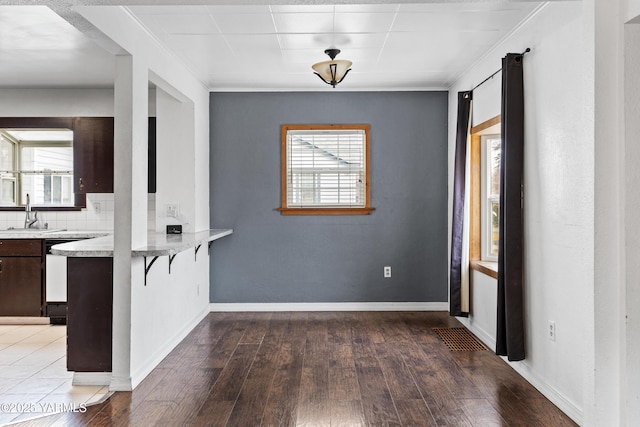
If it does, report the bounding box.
[278,207,375,216]
[470,260,498,279]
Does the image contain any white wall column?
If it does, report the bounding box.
[111,54,148,391]
[591,0,626,424]
[624,19,640,425]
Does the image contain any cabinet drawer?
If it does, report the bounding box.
[0,239,43,257]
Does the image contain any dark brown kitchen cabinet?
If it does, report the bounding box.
[67,257,112,372]
[0,239,44,317]
[73,116,156,195]
[73,117,114,195]
[148,117,156,194]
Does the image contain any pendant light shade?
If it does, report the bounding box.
[312,48,352,88]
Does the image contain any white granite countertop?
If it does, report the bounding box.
[0,229,111,240]
[50,229,233,257]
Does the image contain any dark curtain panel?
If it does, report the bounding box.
[496,53,526,361]
[449,90,472,317]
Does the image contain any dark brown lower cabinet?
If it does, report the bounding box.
[0,257,43,316]
[67,257,113,372]
[0,239,44,317]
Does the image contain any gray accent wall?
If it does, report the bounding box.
[209,91,448,303]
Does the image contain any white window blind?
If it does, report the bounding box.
[286,128,366,208]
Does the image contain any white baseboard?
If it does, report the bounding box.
[72,372,111,386]
[460,321,582,425]
[209,302,448,312]
[109,375,132,391]
[129,306,210,389]
[506,360,583,425]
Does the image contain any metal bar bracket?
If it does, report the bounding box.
[144,256,159,286]
[195,244,202,261]
[169,254,177,274]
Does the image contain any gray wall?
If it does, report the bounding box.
[209,91,448,303]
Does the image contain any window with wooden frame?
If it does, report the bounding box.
[470,115,501,278]
[279,124,374,215]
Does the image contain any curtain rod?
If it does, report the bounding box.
[471,48,530,92]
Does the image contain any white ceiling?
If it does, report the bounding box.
[0,6,116,89]
[0,2,544,91]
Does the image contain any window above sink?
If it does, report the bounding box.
[0,116,116,212]
[0,128,74,207]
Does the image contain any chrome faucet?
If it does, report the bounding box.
[24,193,38,229]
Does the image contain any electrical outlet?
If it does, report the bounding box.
[166,204,179,218]
[384,266,391,278]
[93,202,101,214]
[548,321,556,341]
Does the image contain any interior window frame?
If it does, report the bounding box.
[0,117,82,211]
[279,123,375,216]
[470,115,501,279]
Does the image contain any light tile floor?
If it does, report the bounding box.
[0,324,111,426]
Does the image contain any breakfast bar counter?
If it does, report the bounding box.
[50,229,233,257]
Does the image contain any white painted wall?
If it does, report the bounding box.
[154,88,196,233]
[75,6,211,390]
[467,270,497,349]
[449,3,590,423]
[0,89,113,117]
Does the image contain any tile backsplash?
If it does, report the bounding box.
[0,193,115,231]
[0,193,158,231]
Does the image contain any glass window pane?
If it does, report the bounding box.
[490,201,500,256]
[488,137,501,198]
[1,179,15,205]
[20,145,73,206]
[0,139,14,171]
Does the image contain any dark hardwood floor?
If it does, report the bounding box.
[12,312,577,427]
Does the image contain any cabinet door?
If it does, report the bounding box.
[67,257,112,372]
[0,257,43,316]
[73,117,114,194]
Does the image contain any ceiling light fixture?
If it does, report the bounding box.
[312,48,352,88]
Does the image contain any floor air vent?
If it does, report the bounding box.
[433,327,488,351]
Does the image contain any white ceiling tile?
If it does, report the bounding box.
[334,5,400,13]
[161,34,231,60]
[152,14,218,35]
[393,8,537,33]
[272,13,334,34]
[270,5,335,13]
[397,3,537,13]
[334,12,396,34]
[278,33,386,50]
[213,13,276,34]
[224,34,281,52]
[131,13,167,36]
[207,5,272,14]
[278,34,328,50]
[127,6,210,16]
